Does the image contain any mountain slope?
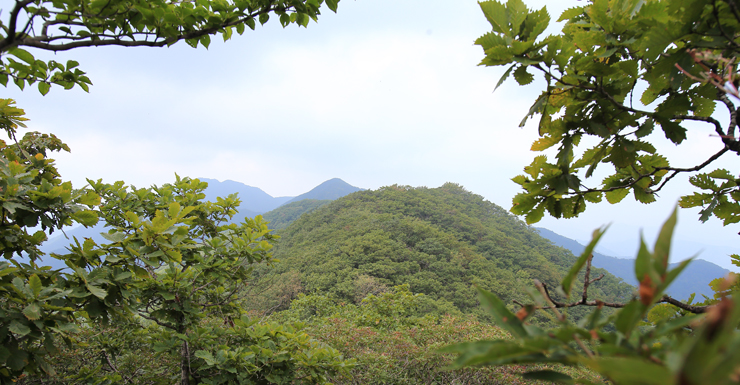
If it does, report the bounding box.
[263,199,331,230]
[535,227,729,299]
[200,178,292,215]
[39,178,361,267]
[252,184,634,320]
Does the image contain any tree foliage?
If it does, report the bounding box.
[477,0,740,225]
[248,183,633,322]
[445,210,740,385]
[0,0,349,383]
[1,0,338,94]
[446,0,740,383]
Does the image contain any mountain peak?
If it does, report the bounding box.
[282,178,363,205]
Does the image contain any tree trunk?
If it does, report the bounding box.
[180,341,190,385]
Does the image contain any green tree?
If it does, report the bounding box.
[0,1,344,383]
[0,100,102,381]
[446,0,740,383]
[473,0,739,225]
[1,0,338,94]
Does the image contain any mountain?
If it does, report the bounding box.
[199,178,293,215]
[36,178,362,269]
[535,227,730,300]
[263,199,331,230]
[249,183,634,322]
[281,178,363,205]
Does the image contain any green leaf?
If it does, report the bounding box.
[513,65,534,85]
[530,134,561,151]
[652,207,677,273]
[558,6,585,22]
[477,288,529,338]
[259,13,270,25]
[200,35,211,49]
[22,303,41,320]
[101,231,126,243]
[326,0,339,12]
[605,188,629,204]
[584,357,672,385]
[522,370,573,383]
[38,82,51,96]
[562,227,606,296]
[479,0,509,35]
[72,210,99,226]
[29,274,42,297]
[0,346,9,365]
[494,64,516,91]
[9,320,31,336]
[657,119,686,144]
[86,284,108,300]
[195,350,217,366]
[6,348,28,371]
[9,48,35,64]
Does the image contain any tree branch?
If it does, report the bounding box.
[5,6,282,53]
[0,1,36,51]
[138,312,177,330]
[521,277,710,314]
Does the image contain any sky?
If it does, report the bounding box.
[5,0,739,270]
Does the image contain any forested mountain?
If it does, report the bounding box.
[252,184,634,321]
[38,177,359,266]
[263,199,331,230]
[536,227,729,299]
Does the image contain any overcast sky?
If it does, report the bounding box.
[5,0,739,270]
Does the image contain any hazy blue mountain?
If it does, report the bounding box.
[282,178,363,206]
[535,227,730,300]
[199,178,293,214]
[37,178,362,267]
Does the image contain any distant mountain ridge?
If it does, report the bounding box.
[535,227,729,300]
[36,177,363,269]
[282,178,364,205]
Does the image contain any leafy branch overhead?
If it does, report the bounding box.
[478,0,740,224]
[0,0,339,94]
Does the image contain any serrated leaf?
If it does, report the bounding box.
[657,119,686,144]
[530,135,561,151]
[558,6,585,22]
[195,350,217,365]
[479,0,509,35]
[101,231,126,243]
[86,284,107,300]
[605,188,629,204]
[478,288,529,338]
[652,207,677,272]
[29,274,42,297]
[562,227,607,296]
[524,202,546,224]
[9,320,31,336]
[72,210,99,227]
[494,64,516,91]
[23,303,41,320]
[513,65,534,85]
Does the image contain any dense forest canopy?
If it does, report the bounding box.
[250,183,633,321]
